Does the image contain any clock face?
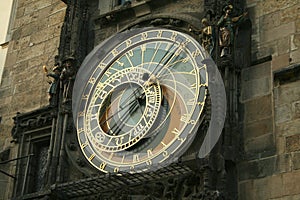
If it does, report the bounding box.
[73,28,208,173]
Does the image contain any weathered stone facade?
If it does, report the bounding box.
[0,0,66,199]
[238,0,300,199]
[0,0,299,199]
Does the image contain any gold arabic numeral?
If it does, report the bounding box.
[114,167,119,173]
[89,154,96,161]
[100,162,107,170]
[177,136,186,143]
[97,63,106,70]
[171,32,177,41]
[81,142,88,149]
[89,77,96,84]
[183,38,191,46]
[126,39,132,47]
[78,112,84,117]
[133,154,140,162]
[82,94,88,100]
[146,159,152,166]
[180,114,196,124]
[180,114,190,123]
[162,151,169,158]
[130,165,135,172]
[141,32,148,40]
[112,49,119,57]
[157,30,162,38]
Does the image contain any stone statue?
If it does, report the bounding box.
[44,62,61,107]
[217,4,247,57]
[60,56,76,103]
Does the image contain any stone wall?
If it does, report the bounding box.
[0,0,66,199]
[238,0,300,199]
[247,0,299,66]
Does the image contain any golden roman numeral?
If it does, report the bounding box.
[147,149,153,157]
[133,154,140,162]
[172,128,180,136]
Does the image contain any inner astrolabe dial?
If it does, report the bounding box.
[86,67,162,152]
[73,28,209,173]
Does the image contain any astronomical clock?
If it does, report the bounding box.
[10,0,251,199]
[73,28,211,173]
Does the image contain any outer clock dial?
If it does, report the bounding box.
[73,28,208,173]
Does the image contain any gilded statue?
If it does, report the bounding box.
[189,18,215,56]
[217,4,247,57]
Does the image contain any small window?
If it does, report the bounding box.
[98,0,132,15]
[117,0,131,6]
[30,141,50,193]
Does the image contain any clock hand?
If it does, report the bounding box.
[100,42,182,136]
[148,39,184,79]
[99,87,144,127]
[99,41,179,117]
[128,81,144,116]
[107,92,146,136]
